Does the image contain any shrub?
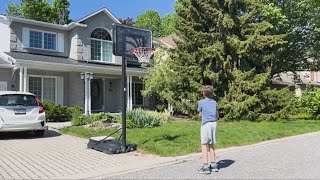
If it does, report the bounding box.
[71,113,90,126]
[127,108,170,128]
[68,106,83,115]
[116,118,136,129]
[43,101,72,122]
[91,112,115,123]
[298,86,320,119]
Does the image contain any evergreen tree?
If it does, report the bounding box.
[144,0,287,116]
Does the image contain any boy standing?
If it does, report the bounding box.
[197,85,219,174]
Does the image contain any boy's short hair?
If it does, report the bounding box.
[202,85,213,98]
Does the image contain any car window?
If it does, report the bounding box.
[0,95,38,106]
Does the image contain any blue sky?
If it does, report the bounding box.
[0,0,176,20]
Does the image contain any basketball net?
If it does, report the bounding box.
[131,47,155,64]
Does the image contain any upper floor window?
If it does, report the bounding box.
[29,30,57,51]
[91,28,113,63]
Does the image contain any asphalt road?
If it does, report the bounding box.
[108,131,320,179]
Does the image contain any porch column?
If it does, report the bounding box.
[103,78,106,112]
[127,75,133,111]
[19,67,23,92]
[23,67,27,92]
[83,72,93,116]
[88,73,93,115]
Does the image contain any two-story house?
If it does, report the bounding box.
[0,8,155,114]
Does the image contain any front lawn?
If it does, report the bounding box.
[61,120,320,156]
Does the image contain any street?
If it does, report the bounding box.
[107,131,320,179]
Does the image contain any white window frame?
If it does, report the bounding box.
[29,29,58,51]
[28,75,58,103]
[132,82,144,106]
[90,28,115,63]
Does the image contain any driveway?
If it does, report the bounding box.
[0,129,174,179]
[106,131,320,179]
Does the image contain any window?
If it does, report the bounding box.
[91,28,113,63]
[29,76,56,102]
[29,30,57,50]
[0,95,37,106]
[132,82,144,106]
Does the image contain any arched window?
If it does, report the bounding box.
[91,28,113,62]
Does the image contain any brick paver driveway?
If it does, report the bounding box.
[0,129,168,179]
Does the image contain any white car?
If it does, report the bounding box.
[0,91,46,136]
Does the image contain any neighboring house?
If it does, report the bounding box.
[0,8,155,114]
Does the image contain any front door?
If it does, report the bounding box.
[91,79,104,112]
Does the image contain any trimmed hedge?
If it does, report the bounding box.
[43,101,83,122]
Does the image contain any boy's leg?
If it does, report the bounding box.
[201,144,209,164]
[209,144,218,171]
[209,144,216,163]
[198,124,210,174]
[198,144,210,174]
[208,122,218,172]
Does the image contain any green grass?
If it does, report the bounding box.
[61,120,320,156]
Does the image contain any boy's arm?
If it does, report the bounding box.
[197,101,202,117]
[216,104,219,120]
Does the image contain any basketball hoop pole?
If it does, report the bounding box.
[121,56,127,152]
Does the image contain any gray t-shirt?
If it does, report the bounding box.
[197,98,218,125]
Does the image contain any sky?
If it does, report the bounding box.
[0,0,176,20]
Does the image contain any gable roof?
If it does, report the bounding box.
[76,7,121,24]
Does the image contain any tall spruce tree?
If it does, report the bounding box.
[144,0,288,116]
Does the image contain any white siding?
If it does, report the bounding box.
[22,27,30,48]
[0,18,11,52]
[58,33,64,53]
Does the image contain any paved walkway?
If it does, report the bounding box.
[0,129,176,179]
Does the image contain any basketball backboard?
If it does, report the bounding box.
[113,24,152,58]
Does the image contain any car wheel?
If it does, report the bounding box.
[34,130,45,137]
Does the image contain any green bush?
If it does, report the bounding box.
[43,101,72,122]
[43,101,83,122]
[298,86,320,119]
[116,118,136,129]
[71,113,90,126]
[127,108,170,128]
[68,106,83,115]
[91,112,115,123]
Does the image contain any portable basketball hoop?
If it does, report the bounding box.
[87,24,154,154]
[131,47,155,63]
